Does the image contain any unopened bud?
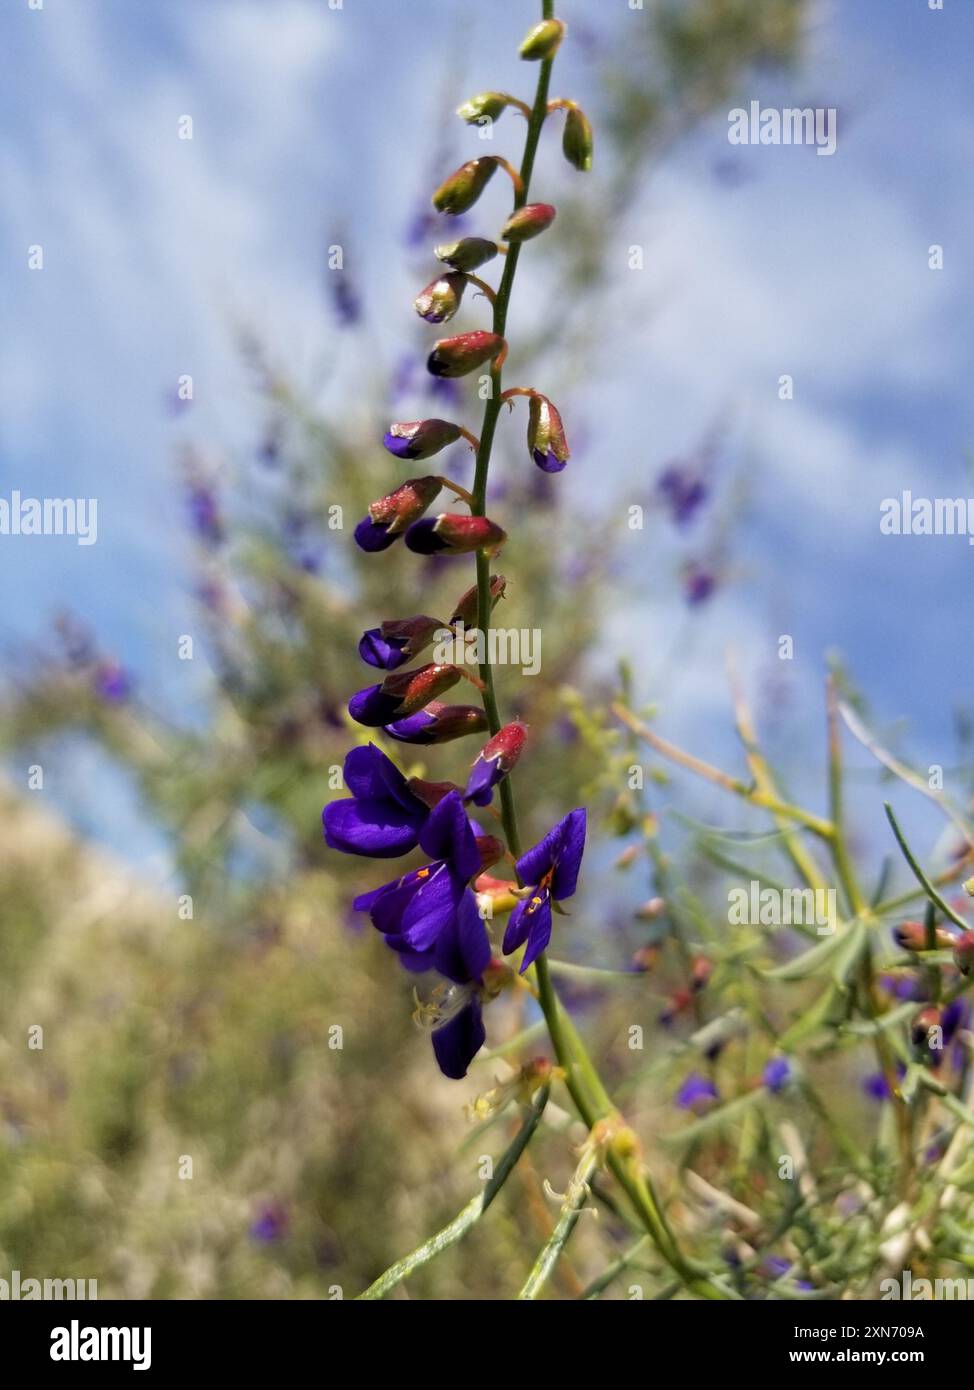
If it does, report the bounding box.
[562,105,594,171]
[358,614,441,670]
[383,418,462,461]
[475,835,506,871]
[434,237,500,272]
[405,513,507,556]
[432,156,499,215]
[519,18,565,61]
[427,330,505,378]
[457,92,513,124]
[893,919,954,953]
[501,202,556,244]
[527,393,570,472]
[414,272,467,324]
[465,722,527,806]
[354,476,442,552]
[953,930,974,975]
[348,664,463,727]
[450,574,507,627]
[385,701,488,745]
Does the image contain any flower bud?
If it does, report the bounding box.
[457,92,513,124]
[475,876,520,916]
[527,394,570,472]
[348,663,462,727]
[953,930,974,975]
[427,330,505,378]
[893,919,954,953]
[476,835,506,871]
[434,238,499,272]
[405,513,507,556]
[911,1005,942,1048]
[690,956,712,992]
[354,476,441,552]
[414,272,467,325]
[358,614,442,670]
[519,18,565,61]
[432,156,499,215]
[501,203,556,244]
[450,574,507,627]
[562,105,594,171]
[383,418,463,461]
[465,722,527,806]
[385,702,488,745]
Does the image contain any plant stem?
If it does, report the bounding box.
[466,3,728,1299]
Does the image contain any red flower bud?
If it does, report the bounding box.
[379,663,463,717]
[385,701,488,746]
[953,930,974,974]
[427,330,506,379]
[450,574,507,628]
[368,476,442,533]
[501,203,556,244]
[405,513,507,556]
[476,835,506,871]
[432,157,500,215]
[894,920,954,952]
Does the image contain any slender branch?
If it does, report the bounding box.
[357,1084,550,1299]
[518,1143,600,1299]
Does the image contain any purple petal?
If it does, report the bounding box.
[551,809,586,900]
[348,684,404,727]
[384,709,438,742]
[358,628,408,670]
[418,790,480,880]
[519,893,553,972]
[432,997,485,1079]
[400,863,463,952]
[433,889,491,984]
[533,448,567,473]
[382,431,417,459]
[501,896,532,957]
[464,754,501,806]
[323,798,422,858]
[404,518,447,554]
[354,516,398,552]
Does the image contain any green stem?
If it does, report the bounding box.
[466,0,727,1301]
[518,1143,600,1299]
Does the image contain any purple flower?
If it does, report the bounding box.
[358,616,441,671]
[675,1073,718,1110]
[683,563,717,606]
[763,1056,791,1093]
[385,703,487,745]
[501,809,586,972]
[93,661,131,702]
[658,464,707,527]
[354,791,481,957]
[348,664,462,728]
[250,1202,288,1244]
[187,484,222,544]
[464,722,527,806]
[322,744,430,858]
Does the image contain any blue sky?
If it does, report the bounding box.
[2,0,972,876]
